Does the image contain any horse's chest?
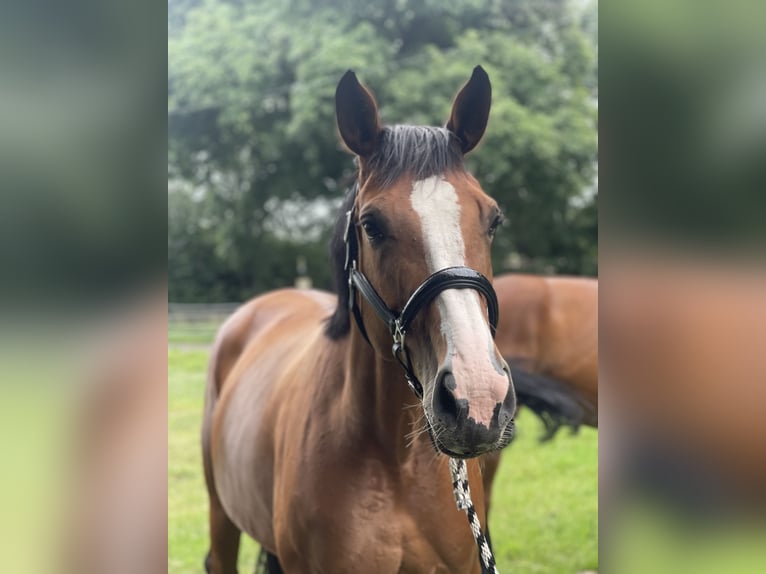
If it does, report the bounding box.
[280,466,478,573]
[397,496,480,573]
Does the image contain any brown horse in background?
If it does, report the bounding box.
[480,274,597,510]
[494,273,598,437]
[202,67,516,573]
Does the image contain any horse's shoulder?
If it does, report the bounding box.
[210,288,336,395]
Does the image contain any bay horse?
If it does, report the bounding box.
[494,273,598,438]
[479,274,597,513]
[202,67,516,573]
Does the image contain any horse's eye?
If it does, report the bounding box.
[488,212,505,238]
[361,220,384,242]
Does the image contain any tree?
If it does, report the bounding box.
[169,0,598,301]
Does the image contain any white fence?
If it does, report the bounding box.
[168,303,242,345]
[168,302,242,324]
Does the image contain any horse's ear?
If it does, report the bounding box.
[335,70,382,157]
[446,66,492,154]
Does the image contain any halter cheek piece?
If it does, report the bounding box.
[342,192,499,399]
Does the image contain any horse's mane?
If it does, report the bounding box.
[324,125,465,339]
[324,184,358,339]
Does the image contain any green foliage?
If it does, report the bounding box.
[169,0,598,301]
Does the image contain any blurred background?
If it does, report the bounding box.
[1,0,763,571]
[168,1,599,573]
[601,0,766,572]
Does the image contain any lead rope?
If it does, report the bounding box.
[449,458,499,574]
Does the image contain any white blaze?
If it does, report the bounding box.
[410,176,508,426]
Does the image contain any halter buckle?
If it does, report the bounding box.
[391,322,423,398]
[392,319,406,349]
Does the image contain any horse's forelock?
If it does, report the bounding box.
[366,126,464,188]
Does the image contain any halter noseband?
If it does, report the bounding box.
[342,188,499,398]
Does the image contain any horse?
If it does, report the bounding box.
[201,67,516,574]
[494,273,598,438]
[478,274,597,512]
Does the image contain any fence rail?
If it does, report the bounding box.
[168,303,242,346]
[169,302,242,323]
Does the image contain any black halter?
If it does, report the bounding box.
[343,188,500,399]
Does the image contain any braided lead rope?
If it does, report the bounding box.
[450,458,499,574]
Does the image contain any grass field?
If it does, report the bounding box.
[169,346,598,573]
[167,322,221,345]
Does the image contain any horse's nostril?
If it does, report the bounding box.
[435,371,461,423]
[441,370,457,392]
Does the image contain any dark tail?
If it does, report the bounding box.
[255,548,284,574]
[508,360,594,441]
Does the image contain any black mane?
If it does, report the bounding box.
[324,125,465,339]
[324,184,358,339]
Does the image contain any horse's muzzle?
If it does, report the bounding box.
[428,371,516,457]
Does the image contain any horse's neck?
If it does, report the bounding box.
[339,331,421,463]
[335,331,488,529]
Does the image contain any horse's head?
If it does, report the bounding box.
[327,67,515,458]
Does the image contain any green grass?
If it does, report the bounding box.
[168,349,262,573]
[168,322,219,345]
[169,348,597,573]
[489,415,599,572]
